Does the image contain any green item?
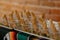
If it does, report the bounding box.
[17,33,29,40]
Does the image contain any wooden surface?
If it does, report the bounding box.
[0,0,60,21]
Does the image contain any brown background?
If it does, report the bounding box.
[0,0,60,21]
